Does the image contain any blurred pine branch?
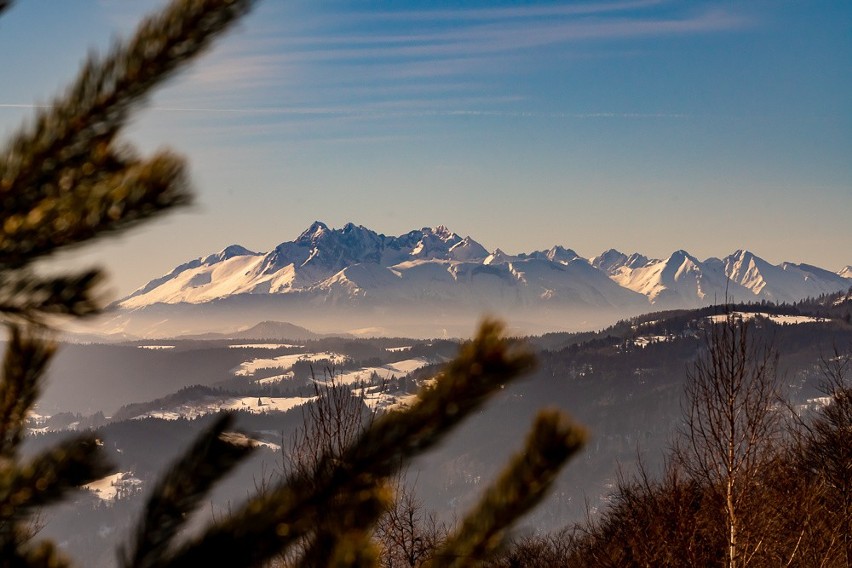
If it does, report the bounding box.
[0,0,255,565]
[0,1,587,566]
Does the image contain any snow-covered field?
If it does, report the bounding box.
[133,395,316,420]
[228,343,302,349]
[114,347,434,421]
[632,335,674,348]
[707,312,826,325]
[330,357,431,386]
[233,352,347,377]
[256,372,295,385]
[84,472,142,501]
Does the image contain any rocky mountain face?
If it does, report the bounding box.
[108,222,850,337]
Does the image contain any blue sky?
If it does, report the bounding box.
[1,0,850,296]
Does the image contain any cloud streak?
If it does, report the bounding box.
[162,2,747,118]
[140,105,692,121]
[341,0,670,23]
[252,8,746,61]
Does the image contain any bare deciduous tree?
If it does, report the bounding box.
[676,313,782,568]
[374,477,446,568]
[285,376,375,481]
[286,377,443,568]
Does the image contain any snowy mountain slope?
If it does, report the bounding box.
[505,257,645,307]
[121,253,267,307]
[121,222,496,309]
[609,250,751,307]
[112,222,850,337]
[723,250,850,303]
[592,248,851,306]
[590,249,629,273]
[786,262,852,294]
[591,249,650,274]
[121,245,261,305]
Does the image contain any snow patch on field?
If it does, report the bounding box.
[84,472,142,501]
[254,439,281,451]
[228,343,302,349]
[707,312,826,325]
[137,345,175,350]
[134,395,316,420]
[385,392,420,410]
[632,335,674,348]
[213,396,317,414]
[233,352,347,377]
[257,372,296,385]
[331,358,431,386]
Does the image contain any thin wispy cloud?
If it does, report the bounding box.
[141,105,691,121]
[343,0,669,23]
[1,3,735,153]
[162,2,747,120]
[257,8,746,60]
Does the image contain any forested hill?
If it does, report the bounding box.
[532,288,852,352]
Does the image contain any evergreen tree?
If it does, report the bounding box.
[0,1,586,566]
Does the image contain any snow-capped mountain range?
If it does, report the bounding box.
[110,222,850,337]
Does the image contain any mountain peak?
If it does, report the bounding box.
[202,244,257,265]
[625,253,650,269]
[731,249,755,260]
[409,226,463,259]
[724,249,769,277]
[433,224,452,237]
[484,248,516,265]
[667,250,694,264]
[448,236,488,261]
[546,245,579,263]
[420,225,458,242]
[297,221,330,242]
[592,249,629,273]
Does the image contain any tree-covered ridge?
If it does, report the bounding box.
[1,0,255,564]
[532,288,852,353]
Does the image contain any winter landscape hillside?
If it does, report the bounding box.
[28,293,852,566]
